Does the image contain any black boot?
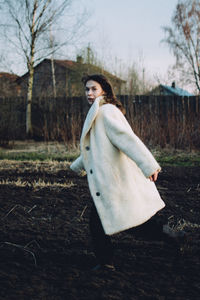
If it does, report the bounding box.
[162,224,187,245]
[91,263,115,271]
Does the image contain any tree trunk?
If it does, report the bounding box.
[26,64,34,137]
[51,57,57,98]
[26,0,37,138]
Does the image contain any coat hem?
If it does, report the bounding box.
[105,204,165,236]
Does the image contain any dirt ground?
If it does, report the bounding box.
[0,161,199,300]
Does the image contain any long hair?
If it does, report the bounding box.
[82,74,125,114]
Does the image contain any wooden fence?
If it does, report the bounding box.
[0,95,199,149]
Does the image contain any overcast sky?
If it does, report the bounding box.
[80,0,177,80]
[0,0,178,84]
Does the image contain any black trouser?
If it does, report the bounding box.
[89,205,115,265]
[89,204,165,265]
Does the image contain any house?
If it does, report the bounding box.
[17,57,126,98]
[148,82,194,96]
[0,72,21,97]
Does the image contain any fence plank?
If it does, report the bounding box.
[0,96,200,149]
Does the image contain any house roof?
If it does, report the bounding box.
[47,59,125,83]
[160,83,193,96]
[19,58,125,83]
[53,59,76,69]
[0,72,19,81]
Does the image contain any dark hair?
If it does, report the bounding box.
[82,74,125,114]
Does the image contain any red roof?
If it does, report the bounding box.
[53,59,76,69]
[0,72,19,81]
[19,58,125,83]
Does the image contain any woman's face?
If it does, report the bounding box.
[85,80,105,105]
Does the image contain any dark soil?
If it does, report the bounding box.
[0,162,199,300]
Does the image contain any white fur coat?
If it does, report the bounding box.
[70,96,165,235]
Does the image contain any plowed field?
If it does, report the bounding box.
[0,161,199,299]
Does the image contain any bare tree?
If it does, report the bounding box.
[162,0,200,93]
[0,0,89,136]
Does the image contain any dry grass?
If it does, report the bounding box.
[0,157,76,190]
[0,178,75,190]
[2,141,77,153]
[168,215,200,231]
[0,159,71,172]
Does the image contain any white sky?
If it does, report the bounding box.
[80,0,177,80]
[0,0,178,84]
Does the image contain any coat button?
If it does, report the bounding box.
[90,169,93,174]
[96,192,100,196]
[85,146,90,150]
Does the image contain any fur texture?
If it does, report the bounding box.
[70,96,165,235]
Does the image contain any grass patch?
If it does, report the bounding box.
[0,141,80,162]
[155,150,200,167]
[0,141,200,166]
[0,151,79,162]
[1,150,199,166]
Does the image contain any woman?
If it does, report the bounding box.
[70,74,183,271]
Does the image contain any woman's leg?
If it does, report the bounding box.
[128,214,166,241]
[89,204,114,266]
[128,214,186,244]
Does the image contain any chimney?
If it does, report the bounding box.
[76,55,83,64]
[171,81,176,88]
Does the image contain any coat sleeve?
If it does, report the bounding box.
[102,105,161,178]
[70,155,85,174]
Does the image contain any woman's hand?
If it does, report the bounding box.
[149,170,159,182]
